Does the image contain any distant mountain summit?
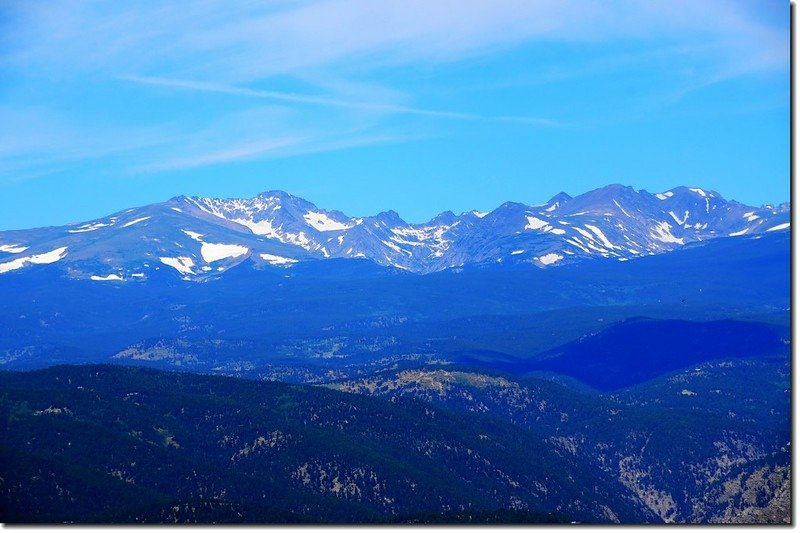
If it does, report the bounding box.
[0,185,789,280]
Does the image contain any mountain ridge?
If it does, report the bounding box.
[0,184,789,280]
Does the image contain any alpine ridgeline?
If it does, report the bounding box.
[0,184,788,280]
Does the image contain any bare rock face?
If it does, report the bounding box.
[713,463,790,524]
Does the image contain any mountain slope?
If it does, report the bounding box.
[0,185,788,278]
[326,358,790,524]
[525,318,790,391]
[0,365,657,523]
[0,229,787,373]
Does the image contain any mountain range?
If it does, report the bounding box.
[0,184,789,279]
[0,182,790,524]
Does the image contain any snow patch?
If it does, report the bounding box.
[650,222,684,244]
[767,223,790,232]
[260,253,298,265]
[159,256,195,275]
[471,210,488,218]
[0,244,27,254]
[304,211,353,232]
[390,235,425,247]
[121,216,151,228]
[548,227,566,235]
[566,238,591,254]
[187,197,218,216]
[537,253,563,265]
[0,246,68,274]
[182,230,204,241]
[728,228,750,237]
[234,218,281,239]
[585,224,617,249]
[90,274,123,281]
[613,200,632,218]
[68,222,111,233]
[381,239,412,256]
[655,191,673,200]
[200,243,249,263]
[510,250,525,255]
[391,224,455,257]
[574,227,613,253]
[22,247,68,264]
[283,231,314,250]
[668,210,689,225]
[689,188,707,197]
[525,216,549,230]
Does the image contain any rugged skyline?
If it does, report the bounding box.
[0,183,789,278]
[0,1,789,230]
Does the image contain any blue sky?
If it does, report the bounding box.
[0,0,789,229]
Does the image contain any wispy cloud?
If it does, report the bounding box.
[138,132,416,173]
[137,136,309,172]
[0,0,787,184]
[4,1,786,82]
[0,105,181,179]
[121,75,565,127]
[3,1,785,134]
[129,104,425,173]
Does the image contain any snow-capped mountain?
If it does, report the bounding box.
[0,185,789,280]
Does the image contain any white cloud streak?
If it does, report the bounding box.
[0,0,787,178]
[4,0,786,82]
[138,136,309,172]
[128,104,424,173]
[138,133,415,173]
[121,75,564,127]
